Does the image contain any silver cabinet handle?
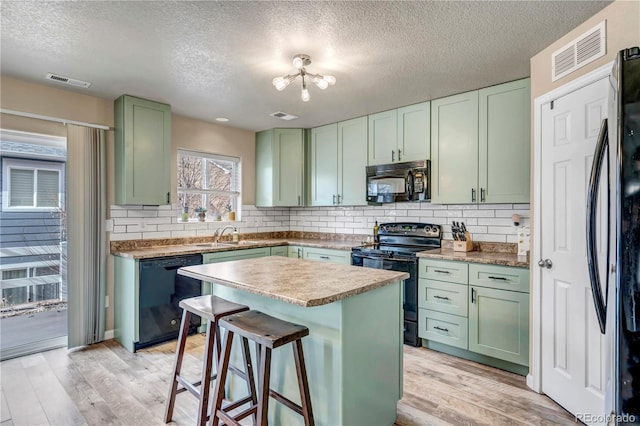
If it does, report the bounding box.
[537,259,553,269]
[297,248,302,258]
[433,269,450,274]
[337,194,342,205]
[488,276,508,281]
[480,188,485,203]
[391,150,395,162]
[433,295,450,300]
[167,192,171,204]
[298,195,301,206]
[433,326,449,332]
[333,194,336,205]
[471,288,476,303]
[471,188,476,202]
[319,255,330,260]
[398,149,402,161]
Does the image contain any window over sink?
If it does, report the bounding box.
[177,150,241,221]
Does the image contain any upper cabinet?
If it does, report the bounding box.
[368,102,430,166]
[309,117,368,206]
[431,79,530,204]
[478,79,531,203]
[114,95,172,205]
[255,128,304,207]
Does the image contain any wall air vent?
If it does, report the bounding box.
[46,73,91,88]
[552,21,606,82]
[269,111,299,121]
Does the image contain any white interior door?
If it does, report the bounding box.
[539,76,610,423]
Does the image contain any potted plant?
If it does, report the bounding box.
[226,203,236,221]
[195,207,207,222]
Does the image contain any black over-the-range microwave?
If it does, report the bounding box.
[366,160,430,204]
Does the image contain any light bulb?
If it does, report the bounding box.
[314,78,328,90]
[323,75,336,85]
[272,76,289,91]
[293,56,304,70]
[301,87,310,102]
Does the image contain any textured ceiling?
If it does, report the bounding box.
[1,1,611,131]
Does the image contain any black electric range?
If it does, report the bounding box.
[351,222,442,346]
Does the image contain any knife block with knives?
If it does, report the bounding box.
[452,221,474,252]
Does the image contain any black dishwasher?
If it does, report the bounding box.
[137,254,203,351]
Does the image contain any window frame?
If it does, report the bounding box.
[1,158,65,212]
[176,149,242,221]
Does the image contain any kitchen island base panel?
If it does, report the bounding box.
[208,280,403,426]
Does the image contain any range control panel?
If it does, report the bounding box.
[379,222,441,238]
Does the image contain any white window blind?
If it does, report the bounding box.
[9,168,34,206]
[2,159,64,211]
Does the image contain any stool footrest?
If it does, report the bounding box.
[270,389,303,416]
[222,395,254,413]
[176,376,201,398]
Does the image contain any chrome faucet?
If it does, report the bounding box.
[214,225,236,243]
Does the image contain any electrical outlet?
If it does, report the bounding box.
[105,219,113,232]
[105,295,109,308]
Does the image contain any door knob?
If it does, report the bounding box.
[538,259,553,269]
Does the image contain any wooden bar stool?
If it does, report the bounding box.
[212,310,314,426]
[164,295,258,426]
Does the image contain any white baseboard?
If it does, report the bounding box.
[526,374,540,393]
[104,329,114,340]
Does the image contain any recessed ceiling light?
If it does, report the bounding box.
[215,117,229,122]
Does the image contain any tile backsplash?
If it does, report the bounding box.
[109,202,530,243]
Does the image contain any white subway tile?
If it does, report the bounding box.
[513,203,531,209]
[142,231,171,239]
[171,230,196,238]
[477,218,514,226]
[335,228,355,234]
[110,232,141,240]
[463,210,495,218]
[158,224,185,232]
[447,204,478,210]
[433,210,463,218]
[317,227,336,233]
[495,209,530,218]
[128,209,159,218]
[487,226,518,235]
[478,203,513,210]
[109,210,128,218]
[146,217,172,225]
[473,234,507,242]
[112,218,142,226]
[421,203,447,210]
[113,225,127,233]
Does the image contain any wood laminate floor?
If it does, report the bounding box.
[0,335,576,425]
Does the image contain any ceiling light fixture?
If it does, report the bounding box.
[272,54,336,102]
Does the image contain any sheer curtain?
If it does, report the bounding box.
[66,125,107,348]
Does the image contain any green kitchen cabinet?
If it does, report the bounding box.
[396,101,430,162]
[478,79,531,203]
[270,246,288,257]
[310,123,339,206]
[430,91,479,203]
[309,117,368,206]
[368,109,397,165]
[431,79,530,204]
[202,247,271,264]
[288,246,303,259]
[302,247,351,265]
[368,102,430,166]
[255,128,304,207]
[468,286,529,366]
[114,95,171,205]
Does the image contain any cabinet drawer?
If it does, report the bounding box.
[418,309,468,350]
[418,279,468,317]
[202,247,271,264]
[469,264,529,293]
[303,247,351,265]
[419,259,468,284]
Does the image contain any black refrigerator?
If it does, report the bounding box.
[588,46,640,424]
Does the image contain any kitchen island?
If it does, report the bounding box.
[178,256,409,426]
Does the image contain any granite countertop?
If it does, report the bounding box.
[417,247,529,268]
[111,237,367,259]
[178,256,409,307]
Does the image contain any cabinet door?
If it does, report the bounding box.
[273,128,304,206]
[255,130,274,207]
[368,110,397,165]
[115,95,171,205]
[468,286,529,366]
[431,91,479,203]
[418,278,468,317]
[310,124,338,206]
[479,79,531,203]
[302,247,351,265]
[338,116,368,206]
[288,246,303,258]
[397,102,430,162]
[270,246,288,257]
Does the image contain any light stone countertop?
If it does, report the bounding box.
[111,238,366,259]
[178,256,409,307]
[416,247,529,268]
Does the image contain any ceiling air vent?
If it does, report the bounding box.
[46,73,91,88]
[269,111,299,121]
[552,21,606,82]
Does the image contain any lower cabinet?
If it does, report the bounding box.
[202,247,271,264]
[270,246,288,257]
[287,246,351,264]
[468,286,529,366]
[418,258,529,370]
